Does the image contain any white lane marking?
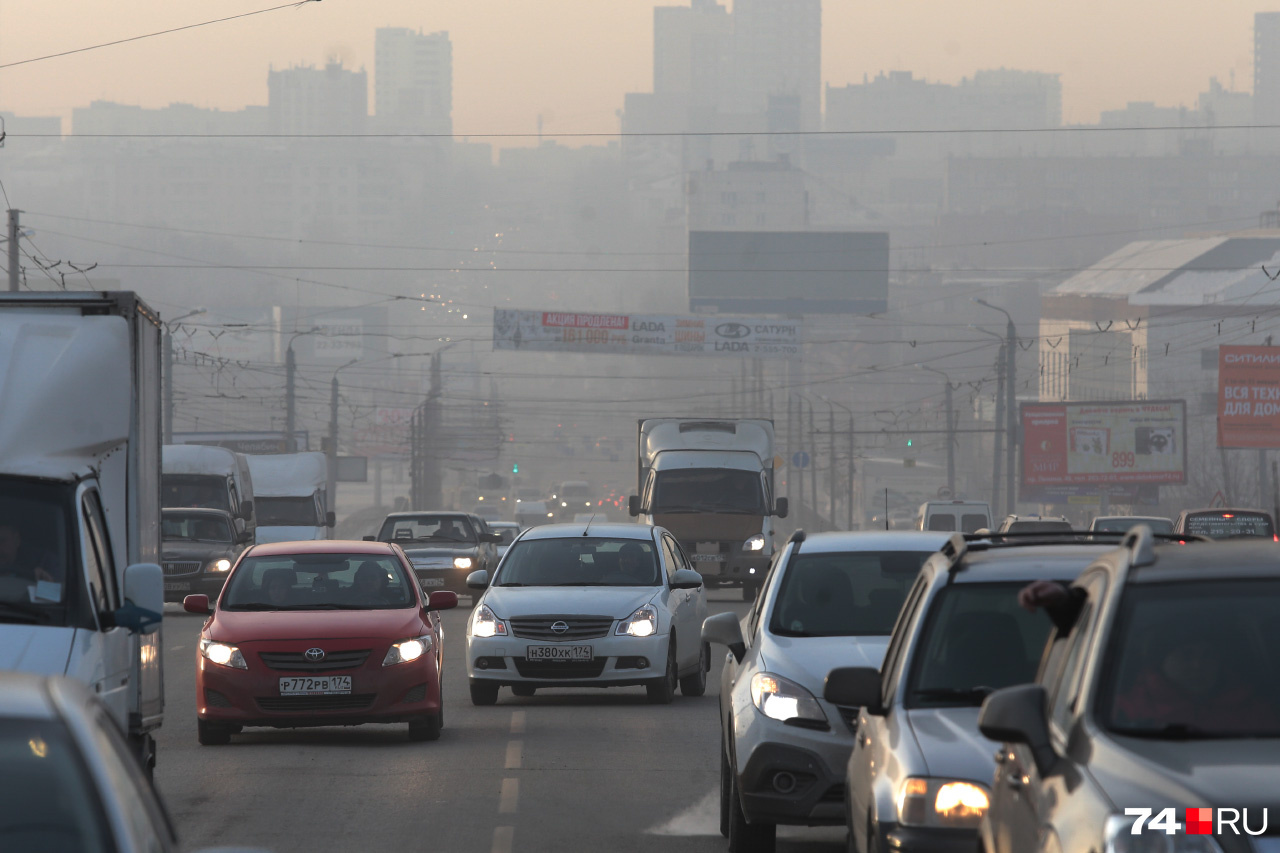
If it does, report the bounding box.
[491,826,514,853]
[647,787,846,841]
[498,777,520,814]
[510,710,526,735]
[505,740,523,770]
[170,646,185,652]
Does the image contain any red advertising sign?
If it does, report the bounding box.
[1021,400,1186,489]
[1217,346,1280,448]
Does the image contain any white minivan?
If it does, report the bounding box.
[916,500,991,533]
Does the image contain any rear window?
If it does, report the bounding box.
[961,514,989,533]
[1006,520,1073,534]
[378,515,475,544]
[1091,517,1174,534]
[1182,512,1274,540]
[769,551,932,637]
[926,514,956,532]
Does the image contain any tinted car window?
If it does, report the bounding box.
[1091,517,1173,534]
[222,554,415,610]
[1005,520,1073,534]
[1098,579,1280,738]
[770,551,932,637]
[906,582,1054,707]
[495,538,658,586]
[927,515,956,532]
[379,515,476,543]
[1181,512,1274,540]
[162,512,233,542]
[255,497,321,526]
[961,514,989,533]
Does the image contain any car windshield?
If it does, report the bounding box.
[256,497,321,526]
[0,479,74,613]
[769,551,933,637]
[1005,520,1073,533]
[496,538,659,586]
[1098,579,1280,739]
[906,582,1054,707]
[1182,512,1274,540]
[651,468,765,514]
[0,717,113,853]
[1092,517,1174,534]
[378,515,475,543]
[162,513,233,543]
[161,475,230,512]
[221,554,415,610]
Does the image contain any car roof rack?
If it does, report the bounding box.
[1121,524,1158,567]
[789,529,806,545]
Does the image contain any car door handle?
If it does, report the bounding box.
[1005,772,1024,791]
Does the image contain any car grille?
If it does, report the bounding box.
[509,616,614,641]
[163,561,202,576]
[258,650,371,673]
[820,784,845,804]
[836,705,860,734]
[513,658,608,679]
[256,694,375,713]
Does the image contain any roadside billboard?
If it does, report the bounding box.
[1217,346,1280,448]
[492,309,801,359]
[1021,400,1186,500]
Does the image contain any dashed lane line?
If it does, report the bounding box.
[505,740,523,770]
[510,710,526,735]
[491,826,514,853]
[499,778,520,814]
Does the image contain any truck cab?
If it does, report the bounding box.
[244,452,334,544]
[162,444,256,544]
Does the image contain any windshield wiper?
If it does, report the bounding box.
[496,582,527,587]
[912,686,995,705]
[0,600,52,624]
[551,582,610,586]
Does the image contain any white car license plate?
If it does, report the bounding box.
[164,581,190,591]
[279,676,352,695]
[690,553,723,562]
[420,577,445,587]
[527,645,592,662]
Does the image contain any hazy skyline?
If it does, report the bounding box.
[0,0,1268,135]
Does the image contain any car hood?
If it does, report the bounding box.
[254,526,325,544]
[1088,734,1280,811]
[0,625,74,673]
[209,608,425,642]
[162,542,237,561]
[906,706,998,784]
[482,586,658,620]
[760,634,890,698]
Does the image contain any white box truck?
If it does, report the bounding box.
[0,292,165,770]
[162,443,257,543]
[629,418,787,599]
[245,451,334,543]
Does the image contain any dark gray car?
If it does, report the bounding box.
[160,508,247,602]
[372,511,500,597]
[978,529,1280,853]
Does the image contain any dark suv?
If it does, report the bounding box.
[978,527,1280,853]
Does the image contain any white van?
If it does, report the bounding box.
[916,500,992,533]
[245,452,333,543]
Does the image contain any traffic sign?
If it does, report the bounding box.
[791,451,810,469]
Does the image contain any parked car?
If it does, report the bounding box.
[183,539,457,744]
[995,515,1073,534]
[489,521,521,557]
[978,529,1280,853]
[369,511,501,596]
[824,532,1123,853]
[465,522,707,705]
[1087,514,1173,534]
[161,507,248,602]
[917,501,992,533]
[1172,507,1277,540]
[703,530,951,853]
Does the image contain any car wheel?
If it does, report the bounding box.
[719,733,732,838]
[866,812,880,853]
[646,639,677,704]
[728,771,776,853]
[679,642,709,696]
[469,680,499,706]
[197,719,231,746]
[511,685,536,697]
[408,713,442,742]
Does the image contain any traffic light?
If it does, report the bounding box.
[906,438,914,448]
[512,462,519,474]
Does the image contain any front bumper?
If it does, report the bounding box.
[734,722,854,826]
[162,572,228,602]
[410,565,476,596]
[881,824,979,853]
[467,632,671,687]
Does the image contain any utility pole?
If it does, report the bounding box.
[807,397,818,530]
[1005,318,1018,514]
[285,345,296,452]
[944,380,956,497]
[7,209,19,292]
[827,401,837,525]
[164,329,174,443]
[846,412,855,530]
[328,373,340,522]
[992,345,1006,517]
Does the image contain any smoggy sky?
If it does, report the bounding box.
[0,0,1266,136]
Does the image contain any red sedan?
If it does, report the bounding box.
[183,539,457,745]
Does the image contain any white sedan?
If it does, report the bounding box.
[465,522,708,704]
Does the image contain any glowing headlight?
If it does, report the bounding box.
[199,638,247,669]
[749,672,826,724]
[561,501,568,507]
[897,777,989,828]
[454,556,474,570]
[471,604,508,638]
[935,782,989,823]
[383,635,432,666]
[744,535,766,552]
[1103,814,1225,853]
[585,502,591,507]
[616,604,658,637]
[210,558,232,572]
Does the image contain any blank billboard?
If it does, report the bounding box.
[688,231,889,315]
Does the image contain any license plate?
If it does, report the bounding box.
[279,676,352,695]
[691,553,724,562]
[164,581,190,591]
[420,577,445,587]
[527,645,592,662]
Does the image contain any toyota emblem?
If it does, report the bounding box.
[550,621,570,635]
[304,648,326,662]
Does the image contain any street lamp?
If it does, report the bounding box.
[969,324,1007,516]
[284,327,322,452]
[917,365,956,498]
[327,357,361,527]
[973,299,1018,517]
[162,307,206,443]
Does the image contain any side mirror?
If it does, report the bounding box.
[426,590,459,611]
[823,666,885,715]
[183,593,211,615]
[701,611,746,663]
[466,569,490,590]
[482,532,503,544]
[362,535,376,542]
[628,495,641,517]
[325,511,336,528]
[978,685,1057,777]
[670,568,703,590]
[236,528,252,544]
[110,563,163,634]
[774,497,789,519]
[241,500,254,520]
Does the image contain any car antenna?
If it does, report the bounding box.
[582,513,597,536]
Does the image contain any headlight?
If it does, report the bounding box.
[454,556,474,570]
[561,501,568,507]
[199,638,247,669]
[383,635,433,666]
[471,604,508,638]
[1103,815,1225,853]
[616,604,658,637]
[897,777,989,828]
[744,534,766,552]
[585,502,591,507]
[749,672,827,725]
[209,558,232,572]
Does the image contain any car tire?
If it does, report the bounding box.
[728,771,776,853]
[646,639,677,704]
[511,685,536,697]
[679,642,709,696]
[719,733,732,838]
[469,680,499,706]
[408,713,442,742]
[197,719,231,746]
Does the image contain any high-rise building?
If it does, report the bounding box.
[731,0,821,131]
[653,0,731,99]
[267,60,367,136]
[1255,12,1280,126]
[375,28,452,136]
